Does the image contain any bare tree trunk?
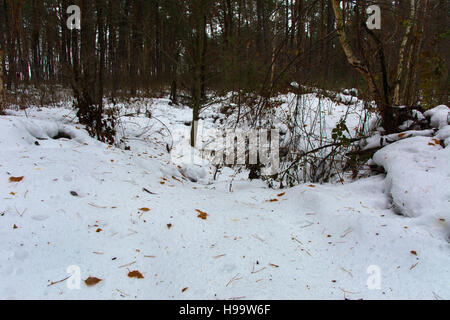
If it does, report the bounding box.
[130,0,143,96]
[191,0,206,147]
[96,0,106,108]
[331,0,394,131]
[270,1,278,86]
[404,0,429,106]
[60,0,69,84]
[31,0,40,82]
[393,0,416,106]
[0,49,3,100]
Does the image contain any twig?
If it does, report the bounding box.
[119,261,136,268]
[47,276,70,287]
[340,228,354,238]
[226,274,242,287]
[116,289,130,297]
[88,202,108,209]
[410,262,419,270]
[340,266,353,278]
[432,291,444,300]
[300,222,314,228]
[252,234,265,242]
[142,187,158,195]
[251,262,267,274]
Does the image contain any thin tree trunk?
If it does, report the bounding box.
[393,0,416,106]
[96,0,106,108]
[31,0,40,82]
[330,0,393,131]
[404,0,429,106]
[191,0,206,147]
[270,1,279,86]
[0,49,3,101]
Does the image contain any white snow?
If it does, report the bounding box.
[424,105,450,129]
[373,137,450,235]
[0,99,449,300]
[436,125,450,147]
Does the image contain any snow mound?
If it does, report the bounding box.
[424,105,449,129]
[373,136,450,239]
[436,125,450,147]
[0,117,93,149]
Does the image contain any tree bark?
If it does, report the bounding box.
[191,0,206,147]
[0,49,3,100]
[393,0,416,106]
[331,0,393,131]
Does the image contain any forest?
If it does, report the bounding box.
[1,1,448,114]
[0,0,449,302]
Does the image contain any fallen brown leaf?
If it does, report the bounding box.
[181,287,189,293]
[128,270,144,279]
[139,207,150,212]
[85,277,102,286]
[9,176,24,183]
[196,209,208,220]
[277,192,286,197]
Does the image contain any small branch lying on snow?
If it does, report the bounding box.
[340,266,353,278]
[119,261,136,269]
[251,263,266,274]
[226,274,242,287]
[47,276,70,287]
[142,187,158,195]
[88,202,108,209]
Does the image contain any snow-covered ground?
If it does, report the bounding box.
[0,97,449,300]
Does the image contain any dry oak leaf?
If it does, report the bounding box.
[410,250,418,256]
[307,185,316,188]
[432,139,441,145]
[139,207,150,212]
[182,287,189,293]
[128,270,144,279]
[9,176,24,183]
[277,192,286,197]
[269,199,279,202]
[85,277,102,286]
[196,209,208,220]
